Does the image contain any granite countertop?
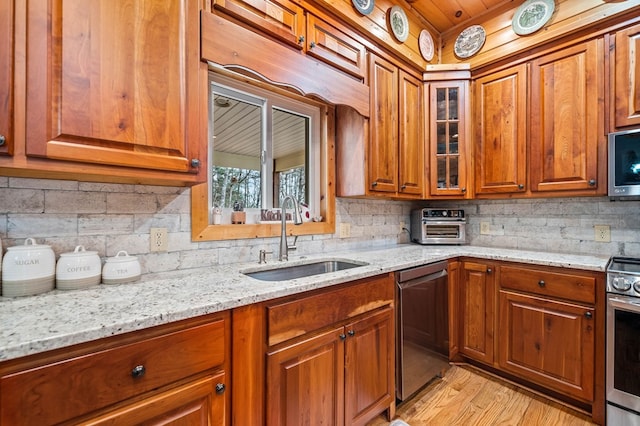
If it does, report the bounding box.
[0,244,610,362]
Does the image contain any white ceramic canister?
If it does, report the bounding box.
[2,238,56,297]
[56,245,102,290]
[102,251,141,284]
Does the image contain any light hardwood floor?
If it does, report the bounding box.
[367,365,597,426]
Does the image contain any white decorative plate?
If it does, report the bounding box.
[454,25,486,59]
[352,0,374,16]
[419,30,435,61]
[389,6,409,43]
[512,0,555,36]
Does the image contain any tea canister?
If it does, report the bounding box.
[102,251,141,284]
[56,245,102,290]
[2,238,56,297]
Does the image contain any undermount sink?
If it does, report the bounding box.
[243,260,368,281]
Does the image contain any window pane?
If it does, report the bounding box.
[448,88,458,120]
[211,94,262,209]
[437,157,446,188]
[273,108,308,206]
[436,88,446,120]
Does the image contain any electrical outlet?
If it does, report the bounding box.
[594,225,611,243]
[339,223,351,238]
[150,227,169,252]
[480,222,491,235]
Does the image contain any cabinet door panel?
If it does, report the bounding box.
[498,290,594,402]
[460,261,495,364]
[530,39,604,193]
[368,54,398,193]
[0,0,12,156]
[266,327,345,426]
[398,71,425,197]
[474,64,527,194]
[25,0,199,173]
[614,23,640,128]
[345,308,394,426]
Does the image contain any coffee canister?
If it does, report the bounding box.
[2,238,56,297]
[56,245,102,290]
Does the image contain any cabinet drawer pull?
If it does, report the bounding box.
[131,365,146,379]
[347,330,355,337]
[339,333,346,340]
[538,280,546,287]
[585,311,593,319]
[215,383,226,394]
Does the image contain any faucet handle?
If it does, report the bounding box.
[259,249,273,264]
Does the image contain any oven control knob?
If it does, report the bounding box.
[633,280,640,294]
[612,276,632,291]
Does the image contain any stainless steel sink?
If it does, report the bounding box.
[243,260,368,281]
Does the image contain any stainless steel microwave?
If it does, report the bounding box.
[608,128,640,198]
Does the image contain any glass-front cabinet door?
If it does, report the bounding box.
[427,80,469,197]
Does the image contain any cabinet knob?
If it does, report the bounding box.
[486,268,492,274]
[400,184,406,190]
[191,159,201,168]
[310,41,316,48]
[215,383,226,394]
[347,330,355,337]
[298,35,305,44]
[0,135,5,146]
[518,184,524,190]
[584,311,593,319]
[538,280,546,287]
[588,179,596,186]
[339,333,347,340]
[461,187,467,193]
[371,181,378,187]
[131,365,146,379]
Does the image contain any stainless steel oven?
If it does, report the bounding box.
[410,209,466,245]
[606,257,640,425]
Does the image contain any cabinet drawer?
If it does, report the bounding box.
[267,273,393,346]
[500,265,595,304]
[0,318,226,426]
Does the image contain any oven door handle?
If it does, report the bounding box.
[398,269,448,290]
[608,295,640,311]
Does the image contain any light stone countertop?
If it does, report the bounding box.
[0,244,610,362]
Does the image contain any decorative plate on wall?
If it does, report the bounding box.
[453,25,486,59]
[419,30,435,61]
[352,0,374,16]
[389,6,409,43]
[512,0,555,36]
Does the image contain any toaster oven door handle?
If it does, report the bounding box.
[398,269,448,290]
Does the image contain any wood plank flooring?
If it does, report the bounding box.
[367,365,597,426]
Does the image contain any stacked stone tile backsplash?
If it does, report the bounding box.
[1,177,638,277]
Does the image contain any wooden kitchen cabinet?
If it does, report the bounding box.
[497,264,597,403]
[529,38,605,194]
[613,22,640,129]
[367,54,424,198]
[473,64,528,195]
[212,0,305,49]
[19,0,202,183]
[234,273,395,426]
[0,313,229,425]
[0,0,12,157]
[425,76,471,198]
[458,260,496,365]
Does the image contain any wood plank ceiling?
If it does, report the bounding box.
[408,0,515,33]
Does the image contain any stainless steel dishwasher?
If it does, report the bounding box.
[396,260,450,401]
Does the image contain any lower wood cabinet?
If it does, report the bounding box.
[0,313,229,426]
[233,273,396,426]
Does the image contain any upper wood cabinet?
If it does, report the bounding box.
[367,54,424,198]
[23,0,202,179]
[213,0,305,49]
[0,0,12,156]
[613,22,640,129]
[474,64,528,195]
[425,79,471,198]
[305,14,366,81]
[529,39,605,194]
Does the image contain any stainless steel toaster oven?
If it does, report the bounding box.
[410,208,466,245]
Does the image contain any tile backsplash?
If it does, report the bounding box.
[1,177,638,276]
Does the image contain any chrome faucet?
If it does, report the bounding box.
[279,195,303,261]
